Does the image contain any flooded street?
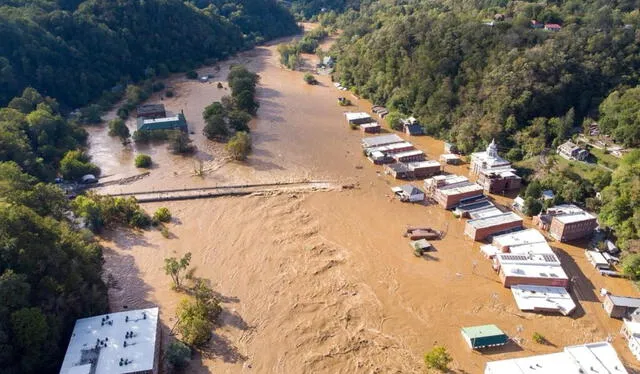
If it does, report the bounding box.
[94,26,640,373]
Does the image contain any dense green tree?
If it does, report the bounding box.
[599,150,640,250]
[166,340,191,370]
[164,252,192,289]
[59,150,100,180]
[0,165,108,373]
[226,131,252,161]
[108,118,130,142]
[599,87,640,147]
[0,0,299,108]
[169,132,195,154]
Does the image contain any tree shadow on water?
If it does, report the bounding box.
[200,333,248,364]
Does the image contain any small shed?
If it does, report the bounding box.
[603,294,640,319]
[461,325,508,349]
[392,185,425,203]
[586,250,610,270]
[386,163,413,179]
[440,153,461,165]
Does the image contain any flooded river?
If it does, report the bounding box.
[93,25,640,373]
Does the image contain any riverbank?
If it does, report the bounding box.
[94,25,640,372]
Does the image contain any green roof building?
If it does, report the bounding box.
[461,324,508,349]
[136,111,187,132]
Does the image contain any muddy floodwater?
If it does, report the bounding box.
[92,25,640,373]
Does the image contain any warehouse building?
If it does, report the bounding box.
[136,111,187,132]
[464,212,524,241]
[485,342,627,374]
[59,307,160,374]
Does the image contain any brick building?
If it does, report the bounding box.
[424,174,484,209]
[470,139,521,193]
[534,204,597,242]
[464,212,524,241]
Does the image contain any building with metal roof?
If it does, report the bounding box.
[485,342,627,374]
[136,112,187,132]
[361,134,404,149]
[604,294,640,319]
[345,112,373,125]
[59,307,160,374]
[461,324,508,349]
[464,212,523,241]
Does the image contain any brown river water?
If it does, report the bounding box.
[90,25,640,373]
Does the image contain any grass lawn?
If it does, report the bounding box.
[589,147,620,170]
[552,155,603,179]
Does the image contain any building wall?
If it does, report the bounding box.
[465,221,523,241]
[413,166,440,179]
[550,217,597,242]
[499,270,569,289]
[436,190,484,209]
[621,324,640,361]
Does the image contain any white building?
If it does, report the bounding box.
[59,307,160,374]
[470,139,512,176]
[485,341,628,374]
[622,317,640,361]
[511,284,576,315]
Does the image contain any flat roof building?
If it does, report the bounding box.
[534,204,597,242]
[385,160,440,179]
[464,212,523,241]
[485,342,627,374]
[461,324,508,349]
[621,319,640,361]
[361,134,404,149]
[345,112,373,125]
[424,174,484,209]
[59,307,160,374]
[604,294,640,319]
[440,153,462,165]
[391,149,425,163]
[511,285,576,315]
[359,122,380,133]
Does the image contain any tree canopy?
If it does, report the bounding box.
[0,162,108,374]
[0,0,299,107]
[329,0,640,154]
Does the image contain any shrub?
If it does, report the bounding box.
[303,73,317,85]
[169,132,195,154]
[226,131,251,161]
[424,345,452,372]
[622,253,640,280]
[129,210,151,228]
[161,226,171,238]
[165,89,175,98]
[217,82,223,89]
[186,70,198,79]
[134,154,152,168]
[532,332,547,344]
[153,207,172,223]
[166,340,191,370]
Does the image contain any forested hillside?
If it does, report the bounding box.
[0,0,298,107]
[329,0,640,153]
[0,160,108,373]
